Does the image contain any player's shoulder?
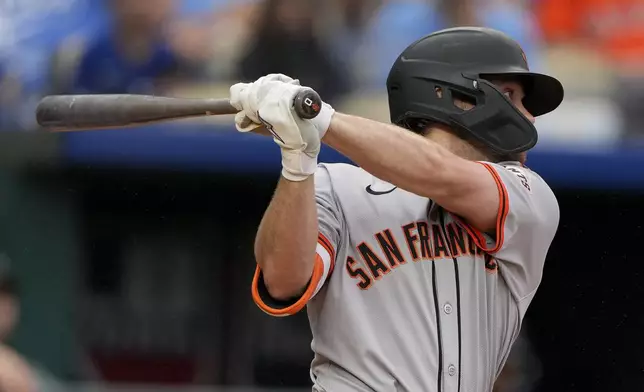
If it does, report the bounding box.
[495,161,559,217]
[494,161,539,177]
[492,161,553,192]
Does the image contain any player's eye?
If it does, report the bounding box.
[503,90,513,100]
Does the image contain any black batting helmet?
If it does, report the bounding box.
[386,27,564,154]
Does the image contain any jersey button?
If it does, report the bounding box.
[448,365,457,376]
[443,303,453,314]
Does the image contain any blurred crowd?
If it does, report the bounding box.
[0,0,643,143]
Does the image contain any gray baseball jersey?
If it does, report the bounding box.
[252,160,559,392]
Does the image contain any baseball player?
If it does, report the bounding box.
[230,27,564,392]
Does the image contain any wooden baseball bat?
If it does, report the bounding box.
[35,90,322,131]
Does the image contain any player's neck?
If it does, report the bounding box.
[424,126,488,162]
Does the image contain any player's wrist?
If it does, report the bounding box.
[281,169,311,182]
[320,110,348,145]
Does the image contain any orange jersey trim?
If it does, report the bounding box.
[453,163,509,254]
[317,233,336,275]
[251,233,335,317]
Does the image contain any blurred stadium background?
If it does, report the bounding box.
[0,0,643,391]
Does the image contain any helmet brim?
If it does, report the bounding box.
[480,72,564,117]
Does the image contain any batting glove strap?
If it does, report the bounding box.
[310,102,335,139]
[280,149,318,182]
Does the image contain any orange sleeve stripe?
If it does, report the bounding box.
[478,162,509,253]
[451,215,488,250]
[251,255,325,317]
[454,163,509,253]
[317,233,336,275]
[483,163,510,252]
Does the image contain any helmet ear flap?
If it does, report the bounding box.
[452,78,538,154]
[392,77,538,154]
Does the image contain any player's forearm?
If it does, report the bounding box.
[254,176,318,300]
[324,112,454,197]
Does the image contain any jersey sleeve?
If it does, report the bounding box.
[252,164,343,317]
[455,162,560,302]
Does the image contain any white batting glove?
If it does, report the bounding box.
[229,74,335,181]
[230,74,296,132]
[230,74,334,139]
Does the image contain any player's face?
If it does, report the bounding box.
[491,80,535,124]
[492,79,533,163]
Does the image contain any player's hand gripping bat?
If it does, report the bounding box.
[35,90,322,131]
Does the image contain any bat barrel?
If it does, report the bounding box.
[36,95,238,130]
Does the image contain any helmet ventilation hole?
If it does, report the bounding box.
[451,90,477,111]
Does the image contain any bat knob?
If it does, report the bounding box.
[293,89,323,120]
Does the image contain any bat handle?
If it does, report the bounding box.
[293,89,323,119]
